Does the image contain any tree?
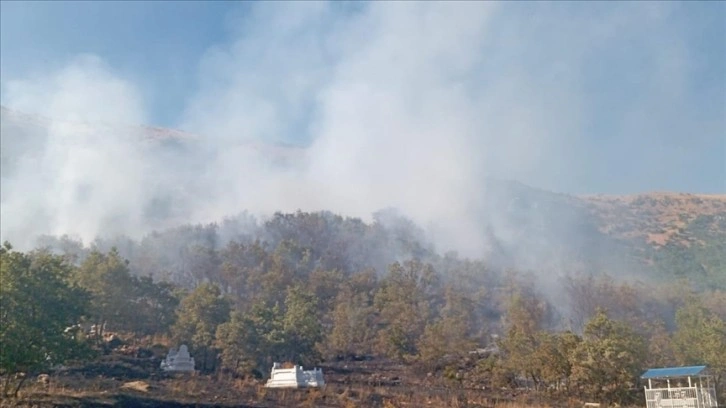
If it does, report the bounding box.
[673,298,726,396]
[497,281,553,390]
[373,261,438,360]
[0,243,91,397]
[74,248,179,336]
[417,287,478,369]
[182,245,221,287]
[218,285,324,370]
[75,248,136,335]
[251,240,312,305]
[305,268,345,317]
[216,291,328,378]
[219,240,269,300]
[569,309,646,405]
[534,331,581,393]
[282,285,323,364]
[216,300,287,377]
[130,276,180,335]
[326,285,377,359]
[643,319,677,368]
[216,311,263,377]
[172,283,231,372]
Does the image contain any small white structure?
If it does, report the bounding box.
[160,345,195,372]
[642,365,718,408]
[265,362,325,388]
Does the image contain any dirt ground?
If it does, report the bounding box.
[0,348,617,408]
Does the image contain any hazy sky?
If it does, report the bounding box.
[1,1,725,197]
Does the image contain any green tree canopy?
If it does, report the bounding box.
[570,309,646,405]
[281,285,323,364]
[74,248,178,336]
[674,298,726,394]
[373,260,438,360]
[0,243,91,396]
[172,283,230,372]
[75,248,136,334]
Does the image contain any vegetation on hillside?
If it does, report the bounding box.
[583,193,726,288]
[2,209,725,406]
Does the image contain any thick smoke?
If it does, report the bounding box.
[1,2,722,260]
[1,56,150,244]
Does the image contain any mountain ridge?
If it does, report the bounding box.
[2,106,724,287]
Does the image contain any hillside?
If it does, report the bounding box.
[2,106,724,287]
[3,107,725,407]
[582,192,726,287]
[582,192,726,247]
[478,180,726,287]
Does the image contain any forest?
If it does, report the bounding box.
[1,210,725,406]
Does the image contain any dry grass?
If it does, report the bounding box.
[2,383,644,408]
[120,380,151,392]
[3,369,646,408]
[581,192,726,247]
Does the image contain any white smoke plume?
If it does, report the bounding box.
[1,2,722,257]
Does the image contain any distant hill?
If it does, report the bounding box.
[2,105,724,287]
[478,179,726,287]
[582,192,726,248]
[582,193,726,287]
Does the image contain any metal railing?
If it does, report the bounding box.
[644,386,718,408]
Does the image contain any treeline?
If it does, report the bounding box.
[2,211,725,404]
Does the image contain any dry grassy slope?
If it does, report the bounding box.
[580,192,726,248]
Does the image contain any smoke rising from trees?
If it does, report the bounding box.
[1,2,723,258]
